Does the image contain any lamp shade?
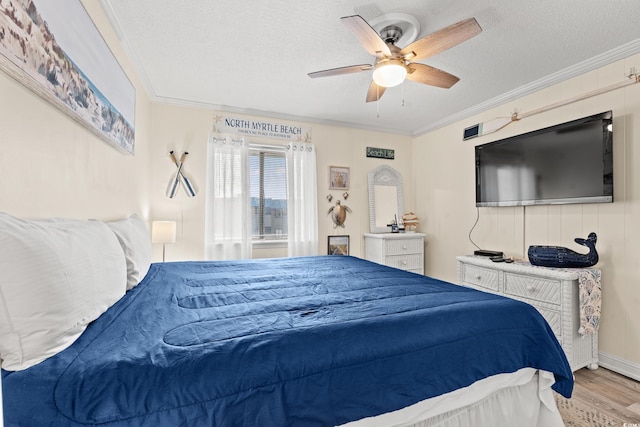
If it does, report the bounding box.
[151,221,176,244]
[372,59,407,88]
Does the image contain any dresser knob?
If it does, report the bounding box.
[475,275,481,280]
[526,285,534,291]
[402,245,407,250]
[402,261,407,265]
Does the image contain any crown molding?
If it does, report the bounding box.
[413,38,640,137]
[99,0,158,100]
[151,95,413,136]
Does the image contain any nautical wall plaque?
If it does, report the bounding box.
[366,147,395,159]
[213,113,311,142]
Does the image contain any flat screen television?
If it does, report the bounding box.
[475,111,613,207]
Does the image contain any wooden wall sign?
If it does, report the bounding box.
[366,147,395,159]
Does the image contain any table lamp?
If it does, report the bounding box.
[151,221,176,262]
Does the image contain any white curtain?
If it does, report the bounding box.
[204,135,252,260]
[286,142,318,257]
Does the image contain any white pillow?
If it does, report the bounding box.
[105,214,152,290]
[0,212,127,371]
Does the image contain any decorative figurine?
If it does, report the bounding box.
[528,232,599,268]
[402,212,420,233]
[326,194,333,202]
[328,200,352,228]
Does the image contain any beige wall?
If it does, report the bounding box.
[413,54,640,369]
[0,1,152,222]
[149,103,413,261]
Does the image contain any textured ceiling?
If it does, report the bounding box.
[99,0,640,136]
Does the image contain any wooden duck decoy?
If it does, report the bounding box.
[528,232,598,268]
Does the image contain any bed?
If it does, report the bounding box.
[0,213,573,426]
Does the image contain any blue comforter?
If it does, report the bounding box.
[2,256,573,426]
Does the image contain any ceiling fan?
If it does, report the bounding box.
[308,14,482,102]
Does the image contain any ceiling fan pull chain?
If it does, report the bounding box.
[376,85,380,118]
[402,82,405,107]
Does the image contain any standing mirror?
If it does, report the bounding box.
[368,165,404,233]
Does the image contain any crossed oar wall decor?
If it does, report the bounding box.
[166,151,197,198]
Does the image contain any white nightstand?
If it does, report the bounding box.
[363,233,425,274]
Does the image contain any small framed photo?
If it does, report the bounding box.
[329,166,350,190]
[328,235,350,256]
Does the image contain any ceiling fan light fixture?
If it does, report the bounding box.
[372,59,407,88]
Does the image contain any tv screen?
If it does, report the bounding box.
[475,111,613,207]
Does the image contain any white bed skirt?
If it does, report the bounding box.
[0,368,562,427]
[340,368,565,427]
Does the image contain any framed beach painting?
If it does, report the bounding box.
[329,166,350,190]
[328,235,349,256]
[0,0,135,154]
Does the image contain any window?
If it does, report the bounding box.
[249,145,287,240]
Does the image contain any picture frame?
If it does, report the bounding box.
[0,0,136,154]
[329,166,350,190]
[328,235,350,256]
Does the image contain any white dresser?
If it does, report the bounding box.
[456,255,599,372]
[363,233,425,274]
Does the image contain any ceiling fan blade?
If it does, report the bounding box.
[308,64,373,79]
[366,81,386,102]
[400,17,481,62]
[308,64,372,79]
[406,63,460,88]
[341,15,392,57]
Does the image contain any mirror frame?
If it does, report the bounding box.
[368,165,404,233]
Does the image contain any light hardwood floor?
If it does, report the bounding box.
[556,367,640,426]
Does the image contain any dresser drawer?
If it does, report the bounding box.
[537,306,562,340]
[385,238,422,255]
[461,264,500,292]
[385,254,423,271]
[364,233,425,275]
[504,273,561,306]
